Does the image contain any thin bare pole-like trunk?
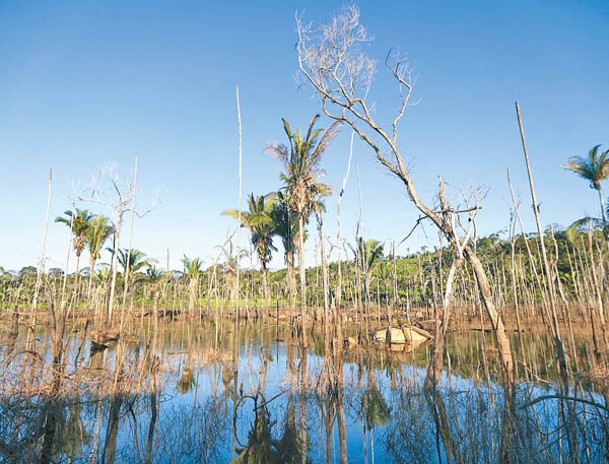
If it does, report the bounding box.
[586,224,607,352]
[188,277,198,314]
[335,130,355,315]
[317,209,330,324]
[87,254,98,302]
[515,102,569,376]
[31,169,53,330]
[107,212,123,322]
[516,102,580,460]
[236,85,243,319]
[391,241,397,323]
[121,156,139,317]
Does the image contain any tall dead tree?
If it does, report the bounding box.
[81,161,154,323]
[296,6,514,384]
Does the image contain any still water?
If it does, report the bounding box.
[0,320,607,463]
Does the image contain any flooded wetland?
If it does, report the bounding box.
[1,316,608,463]
[2,2,608,464]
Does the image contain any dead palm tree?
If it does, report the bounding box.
[266,114,340,330]
[564,144,609,224]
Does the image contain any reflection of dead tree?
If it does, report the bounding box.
[101,394,124,463]
[144,386,160,463]
[153,397,226,464]
[296,5,514,385]
[315,323,348,463]
[425,388,463,464]
[231,387,300,463]
[39,287,68,464]
[232,392,275,464]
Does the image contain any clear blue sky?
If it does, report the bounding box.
[1,0,608,272]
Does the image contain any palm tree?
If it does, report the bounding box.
[86,215,114,276]
[85,215,113,299]
[224,193,278,306]
[266,114,340,327]
[353,238,384,307]
[216,240,247,307]
[55,208,93,274]
[130,265,165,314]
[565,216,605,244]
[564,144,609,224]
[182,255,204,312]
[117,248,152,275]
[271,192,298,310]
[141,265,165,285]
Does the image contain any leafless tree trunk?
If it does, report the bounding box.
[31,168,53,339]
[316,208,330,323]
[515,102,569,377]
[121,156,139,314]
[296,6,514,382]
[516,102,580,458]
[235,85,243,319]
[335,130,355,314]
[107,211,124,322]
[425,256,463,388]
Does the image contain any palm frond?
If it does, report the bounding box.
[564,145,609,190]
[311,120,341,165]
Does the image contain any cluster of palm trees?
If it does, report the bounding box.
[54,209,165,311]
[41,135,609,325]
[224,114,340,319]
[55,209,164,280]
[55,209,114,279]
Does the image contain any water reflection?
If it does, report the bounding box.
[0,322,608,463]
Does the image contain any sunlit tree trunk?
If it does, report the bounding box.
[425,257,463,388]
[598,188,607,224]
[287,250,296,312]
[101,394,123,464]
[261,261,269,310]
[298,213,307,346]
[188,277,198,314]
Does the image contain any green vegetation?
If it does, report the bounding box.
[564,144,609,224]
[0,6,608,463]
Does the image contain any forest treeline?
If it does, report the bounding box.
[2,217,606,323]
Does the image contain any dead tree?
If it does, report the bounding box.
[80,161,155,323]
[296,5,514,385]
